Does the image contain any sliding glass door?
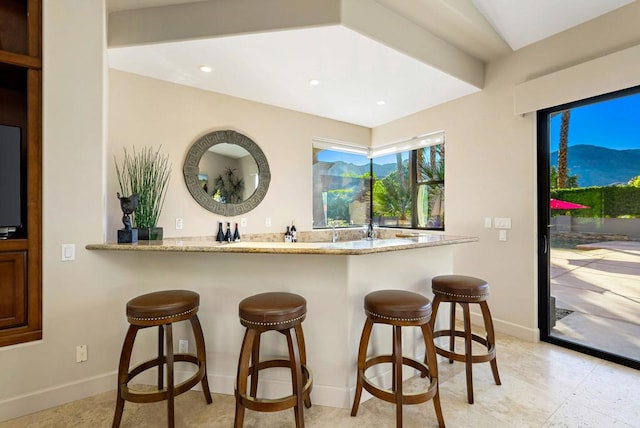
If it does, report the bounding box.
[537,87,640,370]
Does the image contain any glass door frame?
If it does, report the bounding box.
[536,87,640,370]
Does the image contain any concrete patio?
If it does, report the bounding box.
[550,241,640,362]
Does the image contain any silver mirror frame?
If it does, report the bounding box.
[183,130,270,216]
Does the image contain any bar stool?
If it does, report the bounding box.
[234,292,313,428]
[430,275,501,404]
[112,290,212,428]
[351,290,445,428]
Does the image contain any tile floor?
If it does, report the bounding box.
[551,242,640,362]
[2,331,639,428]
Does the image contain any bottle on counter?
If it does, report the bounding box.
[233,222,241,242]
[284,226,292,243]
[290,220,297,243]
[216,222,225,242]
[224,222,232,242]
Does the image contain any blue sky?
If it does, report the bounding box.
[550,91,640,152]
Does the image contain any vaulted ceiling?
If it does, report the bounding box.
[106,0,634,127]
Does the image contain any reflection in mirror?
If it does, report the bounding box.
[184,130,270,216]
[199,143,259,203]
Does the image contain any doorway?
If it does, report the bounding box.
[537,87,640,370]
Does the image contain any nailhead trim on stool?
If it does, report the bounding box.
[351,290,445,428]
[112,290,212,428]
[430,275,501,404]
[234,292,313,428]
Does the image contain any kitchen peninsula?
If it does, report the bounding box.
[87,232,477,408]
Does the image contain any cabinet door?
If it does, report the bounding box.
[0,251,27,329]
[0,0,28,55]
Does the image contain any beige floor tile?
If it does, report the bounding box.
[3,332,639,428]
[541,401,635,428]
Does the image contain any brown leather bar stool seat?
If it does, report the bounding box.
[430,275,501,404]
[351,290,445,428]
[234,292,313,428]
[112,290,212,428]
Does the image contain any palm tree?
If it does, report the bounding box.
[418,145,445,227]
[557,109,571,188]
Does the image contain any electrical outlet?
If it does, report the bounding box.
[179,340,188,353]
[484,217,492,228]
[175,218,184,230]
[76,345,88,362]
[265,217,272,227]
[240,218,247,227]
[499,230,507,241]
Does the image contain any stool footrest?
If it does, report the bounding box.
[433,330,496,363]
[236,361,312,413]
[359,355,438,406]
[120,354,206,404]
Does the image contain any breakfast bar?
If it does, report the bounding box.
[87,232,477,408]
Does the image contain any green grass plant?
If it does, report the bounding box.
[115,146,171,228]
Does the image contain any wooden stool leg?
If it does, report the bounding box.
[112,325,139,428]
[449,302,457,364]
[234,329,256,428]
[480,301,501,386]
[294,323,312,408]
[166,323,175,428]
[189,314,213,404]
[286,328,305,428]
[428,296,442,367]
[462,303,474,404]
[157,324,164,389]
[351,318,374,417]
[393,325,403,428]
[249,332,262,397]
[421,324,445,428]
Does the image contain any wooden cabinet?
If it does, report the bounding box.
[0,0,42,347]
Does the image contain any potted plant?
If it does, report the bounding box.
[115,146,171,240]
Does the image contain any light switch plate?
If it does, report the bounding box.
[494,217,512,229]
[61,244,75,261]
[484,217,492,228]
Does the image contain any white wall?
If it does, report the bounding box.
[107,69,371,237]
[373,2,640,339]
[1,0,640,422]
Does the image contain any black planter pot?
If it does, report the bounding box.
[137,226,163,241]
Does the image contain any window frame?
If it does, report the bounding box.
[312,136,445,231]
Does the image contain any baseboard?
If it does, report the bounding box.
[197,371,355,409]
[466,310,540,342]
[187,363,422,410]
[0,371,117,423]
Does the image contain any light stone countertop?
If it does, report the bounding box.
[85,232,478,255]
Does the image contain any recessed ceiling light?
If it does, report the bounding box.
[309,79,320,86]
[199,65,213,73]
[377,100,386,106]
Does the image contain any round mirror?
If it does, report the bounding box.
[183,130,270,216]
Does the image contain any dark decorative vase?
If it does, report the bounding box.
[138,227,163,241]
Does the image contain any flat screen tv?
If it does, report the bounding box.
[0,124,22,238]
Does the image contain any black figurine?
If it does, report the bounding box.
[117,192,139,243]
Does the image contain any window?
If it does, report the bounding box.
[312,133,444,230]
[416,144,445,228]
[312,146,371,228]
